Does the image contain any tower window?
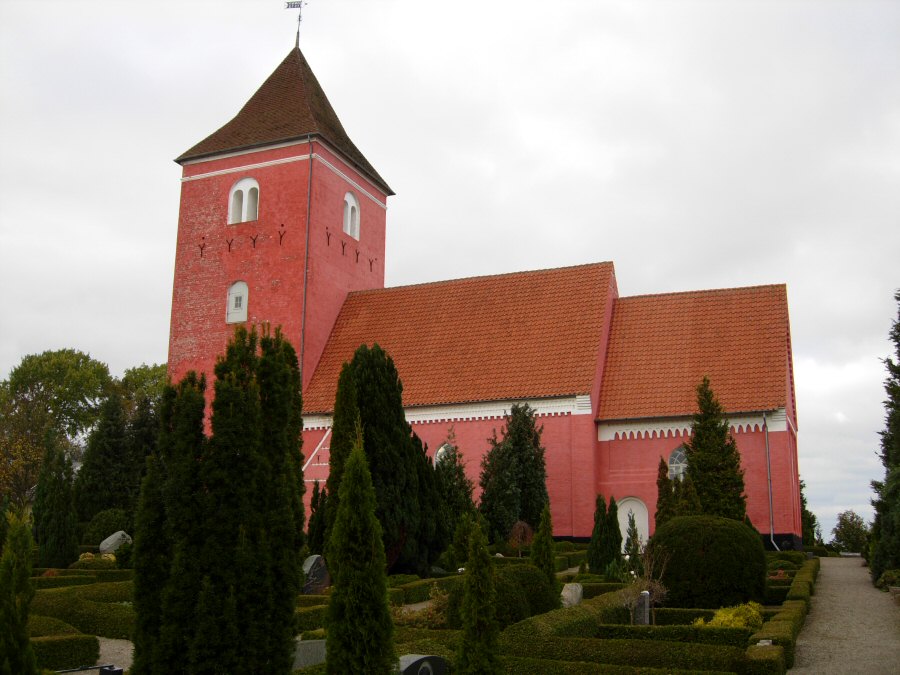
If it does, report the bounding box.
[227,281,248,323]
[343,192,360,240]
[228,178,260,224]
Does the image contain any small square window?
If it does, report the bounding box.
[234,296,243,309]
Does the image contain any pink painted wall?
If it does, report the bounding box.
[167,140,388,414]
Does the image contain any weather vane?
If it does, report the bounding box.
[285,1,307,46]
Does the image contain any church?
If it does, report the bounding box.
[167,44,802,549]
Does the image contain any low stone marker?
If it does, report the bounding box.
[635,590,650,625]
[99,531,132,554]
[302,554,331,595]
[560,582,583,608]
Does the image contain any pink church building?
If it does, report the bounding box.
[168,46,802,549]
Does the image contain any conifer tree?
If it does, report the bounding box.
[32,439,78,568]
[326,427,394,674]
[684,377,747,521]
[308,480,327,555]
[587,493,607,574]
[675,473,702,516]
[654,458,676,529]
[434,429,475,542]
[530,505,556,587]
[413,433,448,573]
[123,394,160,524]
[324,362,359,567]
[449,512,476,571]
[871,291,900,581]
[623,511,643,576]
[0,511,38,674]
[75,389,130,521]
[604,497,623,566]
[348,344,420,572]
[479,403,549,542]
[457,519,499,675]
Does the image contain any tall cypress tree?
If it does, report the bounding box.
[587,494,607,574]
[530,505,556,587]
[871,290,900,581]
[655,458,675,529]
[604,497,623,565]
[308,481,327,555]
[349,344,420,572]
[75,389,130,521]
[324,362,359,567]
[124,395,160,526]
[434,429,475,543]
[684,377,747,521]
[675,473,702,516]
[32,438,78,568]
[412,433,447,574]
[0,511,38,675]
[457,519,499,675]
[479,403,549,543]
[326,427,394,674]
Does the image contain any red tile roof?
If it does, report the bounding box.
[303,263,616,413]
[177,48,392,195]
[598,285,793,420]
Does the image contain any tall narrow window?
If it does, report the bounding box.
[226,281,249,323]
[228,178,260,224]
[343,192,360,240]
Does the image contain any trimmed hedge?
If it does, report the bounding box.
[30,582,135,639]
[296,595,329,608]
[767,551,806,566]
[500,564,560,615]
[32,575,97,589]
[745,643,786,675]
[764,585,790,605]
[294,605,328,632]
[499,656,736,674]
[388,587,405,606]
[27,614,81,637]
[593,623,752,648]
[581,582,626,599]
[654,608,716,625]
[397,575,461,604]
[31,634,100,670]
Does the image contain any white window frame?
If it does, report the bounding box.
[342,191,360,240]
[226,281,249,323]
[228,177,260,224]
[668,446,688,481]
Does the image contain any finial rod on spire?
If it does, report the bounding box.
[285,1,307,47]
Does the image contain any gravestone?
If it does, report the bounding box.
[399,654,449,675]
[635,590,650,625]
[99,531,132,554]
[302,554,331,594]
[560,582,583,608]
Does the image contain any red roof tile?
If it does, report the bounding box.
[303,263,616,413]
[177,48,392,195]
[598,285,793,420]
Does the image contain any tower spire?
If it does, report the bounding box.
[285,1,306,48]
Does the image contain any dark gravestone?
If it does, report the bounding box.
[635,590,650,625]
[303,554,331,595]
[399,654,449,675]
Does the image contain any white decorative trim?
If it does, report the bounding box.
[180,142,387,209]
[302,394,593,430]
[302,427,331,471]
[180,138,310,165]
[597,408,788,442]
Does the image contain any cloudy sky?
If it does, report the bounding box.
[1,0,897,538]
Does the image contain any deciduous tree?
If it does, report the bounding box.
[831,510,869,553]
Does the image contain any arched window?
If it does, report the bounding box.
[668,447,687,481]
[228,178,260,224]
[342,192,360,240]
[226,281,248,323]
[616,497,649,551]
[434,443,452,465]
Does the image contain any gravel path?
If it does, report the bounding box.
[96,637,133,670]
[791,557,900,674]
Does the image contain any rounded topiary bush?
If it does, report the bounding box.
[650,515,766,609]
[83,508,129,546]
[500,563,559,615]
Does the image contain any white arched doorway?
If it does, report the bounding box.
[616,497,649,551]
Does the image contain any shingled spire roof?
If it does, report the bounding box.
[176,47,392,194]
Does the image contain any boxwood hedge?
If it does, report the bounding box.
[593,624,752,648]
[31,634,100,670]
[30,582,135,639]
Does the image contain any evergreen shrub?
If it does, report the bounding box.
[83,508,129,546]
[446,564,555,629]
[27,614,81,636]
[768,551,806,566]
[581,582,626,599]
[30,583,135,639]
[501,564,559,615]
[296,595,329,608]
[32,575,96,589]
[294,605,328,632]
[653,608,715,625]
[31,634,100,670]
[875,569,900,588]
[745,643,786,675]
[651,516,766,608]
[764,586,790,605]
[593,624,752,648]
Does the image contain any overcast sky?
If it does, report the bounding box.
[1,0,897,539]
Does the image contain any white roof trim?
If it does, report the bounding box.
[303,393,593,430]
[597,408,788,442]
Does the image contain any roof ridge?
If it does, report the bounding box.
[618,283,786,302]
[349,261,615,297]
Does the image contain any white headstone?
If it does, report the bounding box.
[99,530,132,554]
[560,582,583,608]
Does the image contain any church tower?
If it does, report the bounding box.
[167,47,392,395]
